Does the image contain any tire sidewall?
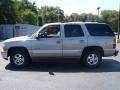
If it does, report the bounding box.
[10,51,29,68]
[83,50,102,68]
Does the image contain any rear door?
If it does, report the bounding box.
[62,24,86,57]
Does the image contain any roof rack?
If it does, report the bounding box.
[85,22,98,23]
[68,22,98,23]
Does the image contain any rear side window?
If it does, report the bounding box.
[64,24,84,37]
[85,24,115,36]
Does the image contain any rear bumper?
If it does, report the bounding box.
[114,50,119,56]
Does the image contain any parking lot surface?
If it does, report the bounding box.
[0,43,120,90]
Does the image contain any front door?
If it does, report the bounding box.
[32,25,62,57]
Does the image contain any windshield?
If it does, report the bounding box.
[31,24,48,38]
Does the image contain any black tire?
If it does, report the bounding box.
[10,50,30,68]
[83,50,102,68]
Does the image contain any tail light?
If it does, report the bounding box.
[113,39,116,49]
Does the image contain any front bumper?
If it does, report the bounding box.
[114,50,119,56]
[1,51,8,60]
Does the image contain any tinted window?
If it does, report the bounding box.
[64,24,84,37]
[85,24,115,36]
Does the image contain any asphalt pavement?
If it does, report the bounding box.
[0,44,120,90]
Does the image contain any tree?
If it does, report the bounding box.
[92,15,100,22]
[86,13,100,22]
[64,15,70,22]
[0,0,38,24]
[69,13,80,21]
[38,16,42,26]
[0,0,118,31]
[101,10,118,32]
[39,6,64,25]
[0,0,18,24]
[64,13,88,22]
[21,9,37,25]
[79,13,88,22]
[19,0,37,14]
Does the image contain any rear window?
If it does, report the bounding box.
[85,24,115,36]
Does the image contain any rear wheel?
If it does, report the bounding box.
[83,50,102,68]
[10,50,30,68]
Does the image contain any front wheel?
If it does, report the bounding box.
[83,50,102,68]
[10,51,30,68]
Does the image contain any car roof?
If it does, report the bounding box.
[44,22,106,26]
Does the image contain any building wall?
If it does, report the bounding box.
[0,24,40,39]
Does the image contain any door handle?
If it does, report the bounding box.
[56,40,60,44]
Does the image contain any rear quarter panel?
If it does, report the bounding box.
[87,36,116,56]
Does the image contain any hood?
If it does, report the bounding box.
[3,36,31,43]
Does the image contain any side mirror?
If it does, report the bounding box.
[36,33,47,39]
[36,33,42,39]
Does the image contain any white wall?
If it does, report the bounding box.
[14,24,40,37]
[0,24,40,39]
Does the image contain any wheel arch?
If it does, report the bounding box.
[7,47,30,58]
[81,46,104,58]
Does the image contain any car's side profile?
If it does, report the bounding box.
[1,22,118,68]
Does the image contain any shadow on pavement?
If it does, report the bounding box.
[5,59,120,74]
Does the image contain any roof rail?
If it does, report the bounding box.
[68,22,83,23]
[68,22,98,23]
[85,22,98,23]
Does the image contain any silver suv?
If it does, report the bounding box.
[0,22,118,68]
